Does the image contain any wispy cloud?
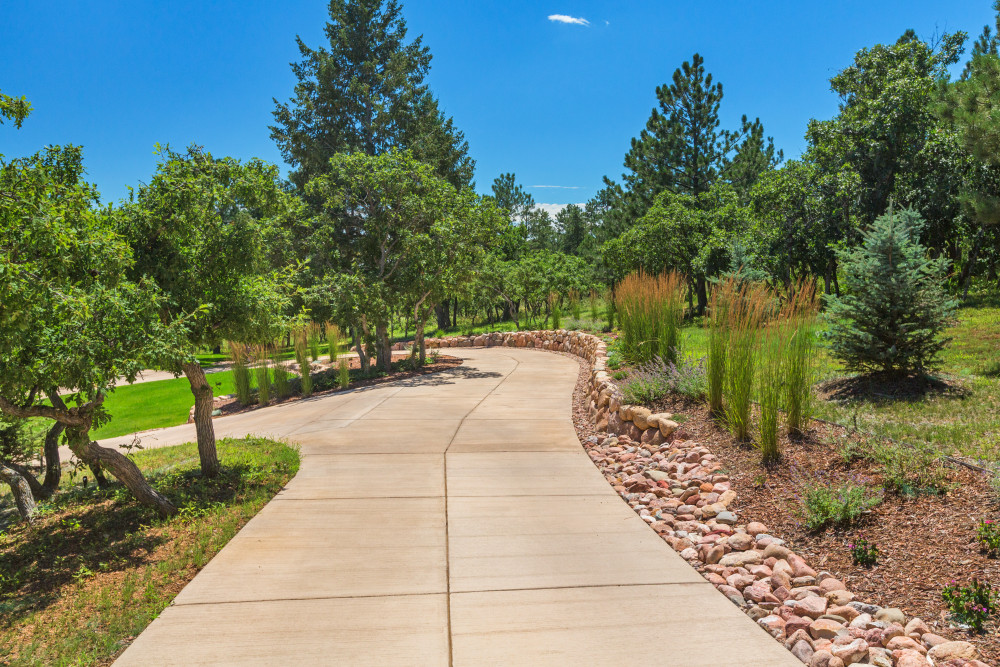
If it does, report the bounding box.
[531,184,582,190]
[548,14,589,26]
[536,203,585,217]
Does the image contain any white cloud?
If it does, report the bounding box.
[535,202,585,217]
[548,14,589,26]
[531,184,582,190]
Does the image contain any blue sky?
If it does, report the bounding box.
[2,1,996,211]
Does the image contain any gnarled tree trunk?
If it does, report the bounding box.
[182,361,220,478]
[65,426,176,518]
[0,464,36,522]
[375,321,391,373]
[40,421,63,498]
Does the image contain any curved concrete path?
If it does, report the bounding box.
[114,348,797,666]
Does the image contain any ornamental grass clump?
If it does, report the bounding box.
[782,283,819,436]
[229,342,253,406]
[307,322,322,362]
[589,289,600,322]
[568,288,582,320]
[252,346,271,406]
[549,292,562,330]
[616,270,686,365]
[722,281,771,442]
[757,320,784,464]
[294,328,313,397]
[604,287,615,330]
[706,279,735,416]
[325,322,343,361]
[271,347,291,399]
[338,356,350,389]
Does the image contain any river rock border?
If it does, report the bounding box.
[400,330,990,667]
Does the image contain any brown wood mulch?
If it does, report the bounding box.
[564,356,1000,662]
[208,354,463,420]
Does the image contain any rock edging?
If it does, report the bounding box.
[406,330,990,667]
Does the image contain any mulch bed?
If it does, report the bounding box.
[209,354,463,420]
[652,395,1000,662]
[562,353,1000,662]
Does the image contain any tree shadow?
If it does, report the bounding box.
[817,371,970,405]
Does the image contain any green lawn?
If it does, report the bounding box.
[91,370,236,440]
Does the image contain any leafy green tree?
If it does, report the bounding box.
[825,209,956,376]
[0,118,178,517]
[306,149,478,371]
[270,0,472,190]
[116,145,293,478]
[0,88,31,128]
[806,30,966,227]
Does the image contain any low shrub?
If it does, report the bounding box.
[800,479,881,531]
[848,536,880,567]
[977,519,1000,557]
[619,355,707,405]
[942,579,998,633]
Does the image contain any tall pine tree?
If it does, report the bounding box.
[620,53,775,215]
[270,0,473,190]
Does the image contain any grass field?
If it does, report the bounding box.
[0,436,299,666]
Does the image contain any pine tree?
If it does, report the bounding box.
[825,208,957,376]
[270,0,472,190]
[556,204,587,255]
[620,53,774,213]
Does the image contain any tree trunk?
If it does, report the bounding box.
[182,361,220,478]
[0,464,37,523]
[695,276,708,316]
[452,298,458,328]
[375,321,391,373]
[66,426,177,518]
[435,302,449,330]
[40,421,64,498]
[415,314,427,365]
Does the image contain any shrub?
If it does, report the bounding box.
[849,537,880,567]
[229,342,253,406]
[825,208,957,376]
[942,579,998,633]
[619,355,706,404]
[800,480,881,530]
[977,519,1000,556]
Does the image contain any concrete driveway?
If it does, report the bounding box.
[113,347,797,666]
